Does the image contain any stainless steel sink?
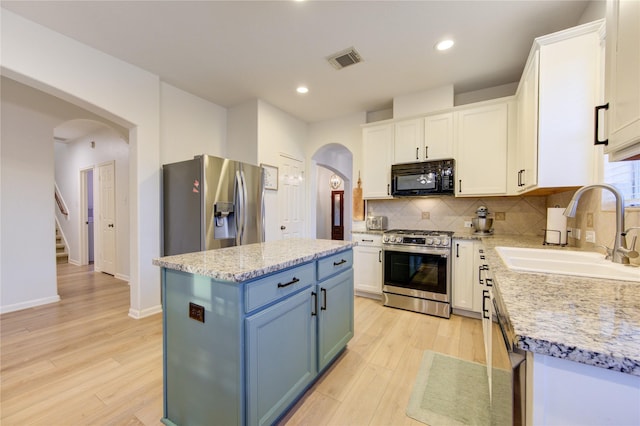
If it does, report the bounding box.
[495,246,640,282]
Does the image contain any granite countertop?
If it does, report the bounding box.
[153,239,354,282]
[466,233,640,376]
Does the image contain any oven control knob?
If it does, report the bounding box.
[383,235,389,243]
[426,238,434,245]
[441,237,450,246]
[394,236,403,243]
[433,237,441,246]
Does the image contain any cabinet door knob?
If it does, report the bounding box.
[280,225,286,230]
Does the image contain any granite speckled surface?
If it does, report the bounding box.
[460,233,640,376]
[153,238,354,282]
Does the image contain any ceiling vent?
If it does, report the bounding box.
[327,47,363,70]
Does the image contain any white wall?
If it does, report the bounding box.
[393,85,454,119]
[160,83,227,164]
[579,1,606,24]
[227,100,259,164]
[1,10,161,317]
[54,125,130,280]
[256,100,308,242]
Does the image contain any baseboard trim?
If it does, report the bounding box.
[0,295,61,314]
[68,258,81,266]
[128,304,162,319]
[115,273,130,283]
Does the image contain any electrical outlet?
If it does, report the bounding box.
[586,213,594,228]
[464,221,473,228]
[585,230,596,243]
[573,228,581,240]
[495,212,505,221]
[189,302,205,323]
[421,211,430,220]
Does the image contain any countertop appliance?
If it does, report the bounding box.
[391,159,454,197]
[472,205,494,235]
[162,154,264,256]
[366,215,387,231]
[382,229,453,318]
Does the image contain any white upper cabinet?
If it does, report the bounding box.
[604,0,640,161]
[362,123,394,199]
[513,20,602,194]
[394,118,425,164]
[455,100,511,196]
[424,112,454,160]
[514,51,539,193]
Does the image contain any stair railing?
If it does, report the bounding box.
[55,183,69,217]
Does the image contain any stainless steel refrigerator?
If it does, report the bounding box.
[162,154,264,256]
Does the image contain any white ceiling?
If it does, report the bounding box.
[2,1,594,124]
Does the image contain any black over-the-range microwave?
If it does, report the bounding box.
[391,159,455,196]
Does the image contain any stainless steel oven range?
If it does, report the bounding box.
[382,229,453,318]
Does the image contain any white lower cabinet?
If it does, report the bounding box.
[352,233,383,298]
[451,239,482,315]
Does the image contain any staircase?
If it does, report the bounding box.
[56,226,68,264]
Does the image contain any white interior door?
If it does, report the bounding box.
[97,161,116,275]
[278,155,304,239]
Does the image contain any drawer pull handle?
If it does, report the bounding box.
[333,259,347,266]
[363,239,374,242]
[277,277,300,288]
[485,278,493,287]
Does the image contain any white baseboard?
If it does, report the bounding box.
[0,295,61,314]
[115,273,130,282]
[128,304,162,319]
[68,258,81,266]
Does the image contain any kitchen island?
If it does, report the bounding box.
[153,239,354,426]
[467,234,640,425]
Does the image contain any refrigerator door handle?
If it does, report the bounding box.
[234,170,242,246]
[260,167,266,242]
[240,169,248,244]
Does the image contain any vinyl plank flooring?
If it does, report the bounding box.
[1,264,485,425]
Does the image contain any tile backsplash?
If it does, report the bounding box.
[366,195,548,236]
[363,190,639,267]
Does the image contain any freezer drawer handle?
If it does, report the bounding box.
[277,277,300,288]
[333,259,347,266]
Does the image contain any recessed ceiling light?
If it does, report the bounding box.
[435,39,455,51]
[296,86,309,94]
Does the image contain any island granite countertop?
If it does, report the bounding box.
[457,233,640,376]
[153,238,354,282]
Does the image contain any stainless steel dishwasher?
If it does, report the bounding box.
[489,281,527,425]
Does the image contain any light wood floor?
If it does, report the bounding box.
[1,264,485,425]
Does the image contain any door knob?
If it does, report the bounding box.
[280,226,286,230]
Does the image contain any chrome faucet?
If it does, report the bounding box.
[564,184,637,264]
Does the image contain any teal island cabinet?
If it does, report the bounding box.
[153,239,355,426]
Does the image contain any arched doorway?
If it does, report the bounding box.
[310,144,353,240]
